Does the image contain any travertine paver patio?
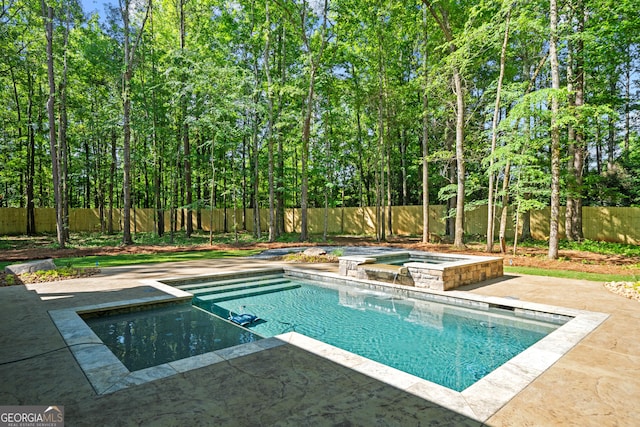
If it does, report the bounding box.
[0,257,638,426]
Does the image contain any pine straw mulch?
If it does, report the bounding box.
[0,267,101,287]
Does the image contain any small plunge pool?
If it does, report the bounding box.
[84,304,261,371]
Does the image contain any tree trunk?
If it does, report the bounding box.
[41,0,65,247]
[607,77,616,170]
[11,66,37,235]
[452,70,466,248]
[183,127,192,236]
[58,6,71,241]
[425,1,466,248]
[170,134,180,243]
[323,186,329,242]
[196,142,203,231]
[109,129,116,234]
[276,25,286,236]
[376,85,385,242]
[400,130,407,206]
[249,7,261,239]
[564,0,585,242]
[265,0,276,242]
[242,133,247,230]
[572,3,586,241]
[122,0,133,245]
[209,141,216,245]
[444,122,455,240]
[421,4,431,244]
[300,64,315,241]
[623,54,631,155]
[386,137,392,236]
[179,0,193,238]
[147,4,163,237]
[121,0,150,245]
[223,168,228,233]
[548,0,561,260]
[27,90,36,235]
[376,4,387,242]
[298,0,328,242]
[252,107,261,238]
[498,160,511,253]
[421,16,430,243]
[486,7,511,252]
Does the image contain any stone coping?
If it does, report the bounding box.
[278,308,608,422]
[340,251,502,271]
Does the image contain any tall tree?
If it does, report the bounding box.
[264,0,276,242]
[564,0,585,241]
[486,5,511,253]
[41,0,65,247]
[179,0,193,238]
[287,0,330,242]
[421,4,430,244]
[120,0,150,245]
[548,0,561,260]
[424,0,466,248]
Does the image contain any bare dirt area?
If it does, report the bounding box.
[1,236,639,293]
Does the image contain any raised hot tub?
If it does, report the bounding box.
[338,251,503,290]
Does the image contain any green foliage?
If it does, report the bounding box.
[0,0,639,254]
[330,248,344,257]
[561,240,640,258]
[520,239,640,258]
[274,233,304,243]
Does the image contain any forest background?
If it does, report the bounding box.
[1,0,639,260]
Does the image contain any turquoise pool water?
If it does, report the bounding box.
[85,304,261,371]
[192,278,560,392]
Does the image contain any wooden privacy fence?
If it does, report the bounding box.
[0,205,639,245]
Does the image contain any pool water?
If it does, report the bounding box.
[193,279,560,392]
[85,304,260,371]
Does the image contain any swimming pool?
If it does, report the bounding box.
[187,274,563,392]
[49,266,608,421]
[84,303,261,371]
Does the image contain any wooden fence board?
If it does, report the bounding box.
[1,205,639,245]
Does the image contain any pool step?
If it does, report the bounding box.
[188,278,290,297]
[176,274,285,291]
[196,282,301,303]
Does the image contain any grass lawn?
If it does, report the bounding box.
[504,266,638,282]
[0,249,261,271]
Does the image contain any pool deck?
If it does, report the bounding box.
[1,257,638,426]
